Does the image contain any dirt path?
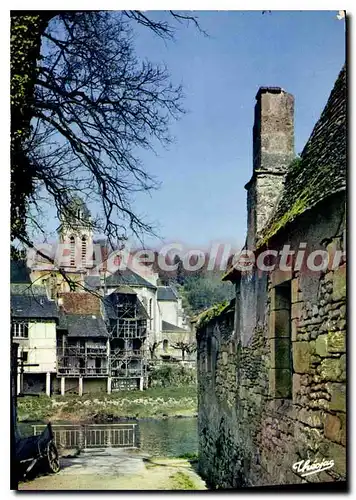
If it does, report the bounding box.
[18,449,207,491]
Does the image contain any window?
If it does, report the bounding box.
[149,299,153,330]
[22,351,28,363]
[81,235,87,267]
[163,339,169,352]
[12,322,29,338]
[69,236,75,266]
[269,281,292,398]
[49,273,57,300]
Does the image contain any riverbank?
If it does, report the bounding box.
[18,386,197,422]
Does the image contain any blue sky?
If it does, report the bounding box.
[41,11,345,251]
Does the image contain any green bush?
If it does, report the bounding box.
[148,363,196,388]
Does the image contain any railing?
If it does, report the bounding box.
[33,423,138,449]
[86,346,107,356]
[57,366,109,377]
[111,349,145,360]
[57,346,107,357]
[110,366,145,377]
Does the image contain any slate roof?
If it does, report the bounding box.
[85,269,156,290]
[58,313,108,338]
[11,292,58,319]
[11,261,31,283]
[11,284,47,296]
[105,268,156,289]
[157,286,178,301]
[84,276,101,290]
[162,320,187,333]
[257,65,346,248]
[61,196,91,223]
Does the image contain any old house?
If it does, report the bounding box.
[103,287,149,391]
[11,262,59,396]
[56,292,109,395]
[196,66,346,487]
[156,286,194,361]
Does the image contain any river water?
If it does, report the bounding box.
[19,417,198,457]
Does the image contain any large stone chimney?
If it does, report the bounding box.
[245,87,294,249]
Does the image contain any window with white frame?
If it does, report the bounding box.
[11,322,29,338]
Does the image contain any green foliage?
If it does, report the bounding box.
[18,387,197,421]
[195,300,234,329]
[181,273,234,316]
[17,394,53,422]
[174,452,198,460]
[149,363,196,388]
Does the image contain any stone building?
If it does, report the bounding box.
[196,66,346,487]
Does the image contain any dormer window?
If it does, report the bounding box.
[77,208,82,219]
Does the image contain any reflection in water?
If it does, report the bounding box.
[139,418,198,457]
[30,418,198,457]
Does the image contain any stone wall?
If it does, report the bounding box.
[196,194,346,488]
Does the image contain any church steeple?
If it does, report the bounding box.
[58,197,93,270]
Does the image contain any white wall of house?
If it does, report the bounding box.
[133,286,159,341]
[158,300,179,327]
[19,321,57,373]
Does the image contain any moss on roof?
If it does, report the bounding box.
[257,65,346,248]
[195,299,235,330]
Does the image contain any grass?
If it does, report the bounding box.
[170,471,199,490]
[173,452,198,461]
[17,386,197,422]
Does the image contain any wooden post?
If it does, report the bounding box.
[79,376,83,396]
[46,372,51,397]
[61,377,66,396]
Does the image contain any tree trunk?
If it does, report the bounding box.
[10,13,53,242]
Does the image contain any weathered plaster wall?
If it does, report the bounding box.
[19,321,57,374]
[197,195,346,488]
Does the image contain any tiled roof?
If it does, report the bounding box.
[58,313,108,338]
[258,65,346,248]
[162,320,187,333]
[157,286,178,301]
[58,292,102,316]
